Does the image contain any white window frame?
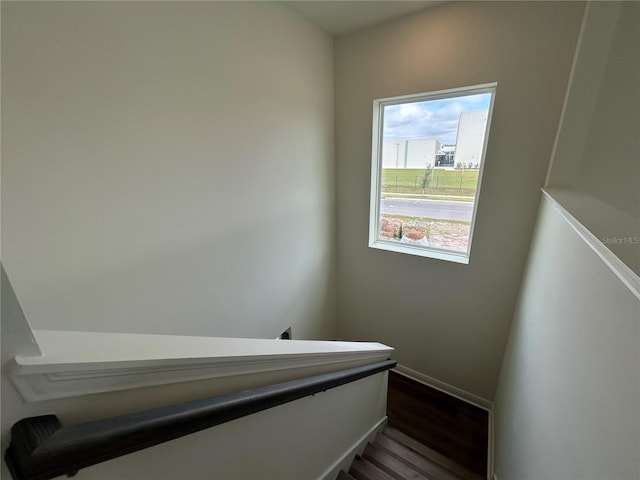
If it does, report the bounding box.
[368,83,497,264]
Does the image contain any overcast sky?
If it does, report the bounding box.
[383,93,491,144]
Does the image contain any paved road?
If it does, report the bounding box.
[380,197,473,222]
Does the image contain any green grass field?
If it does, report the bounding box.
[381,168,478,196]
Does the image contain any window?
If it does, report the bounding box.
[369,83,496,264]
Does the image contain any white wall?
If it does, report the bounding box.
[334,1,585,399]
[493,197,639,479]
[493,4,640,477]
[549,1,639,221]
[1,1,336,339]
[575,2,639,220]
[546,1,639,275]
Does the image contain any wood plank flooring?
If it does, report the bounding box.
[386,371,489,478]
[345,427,486,480]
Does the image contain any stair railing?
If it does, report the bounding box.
[5,359,396,480]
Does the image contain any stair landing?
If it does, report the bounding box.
[386,371,489,477]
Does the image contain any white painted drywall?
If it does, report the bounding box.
[574,2,639,221]
[493,196,640,479]
[492,5,640,476]
[334,1,585,399]
[548,1,639,276]
[548,2,639,221]
[1,1,335,339]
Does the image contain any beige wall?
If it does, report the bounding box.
[1,1,336,339]
[334,1,585,399]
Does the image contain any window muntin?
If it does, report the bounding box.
[369,83,496,264]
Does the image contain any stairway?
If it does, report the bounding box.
[338,426,487,480]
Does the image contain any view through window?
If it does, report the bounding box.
[369,83,496,263]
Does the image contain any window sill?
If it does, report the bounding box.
[369,239,470,264]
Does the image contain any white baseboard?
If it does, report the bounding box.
[393,364,494,479]
[394,364,493,410]
[319,416,387,480]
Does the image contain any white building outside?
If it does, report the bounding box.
[453,110,489,166]
[382,109,489,169]
[382,138,442,168]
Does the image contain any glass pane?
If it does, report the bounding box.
[378,92,492,254]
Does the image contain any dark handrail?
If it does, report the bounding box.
[5,359,396,480]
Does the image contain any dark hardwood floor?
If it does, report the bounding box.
[386,370,489,478]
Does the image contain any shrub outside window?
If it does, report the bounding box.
[369,83,497,264]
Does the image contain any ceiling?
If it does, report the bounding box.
[283,1,443,37]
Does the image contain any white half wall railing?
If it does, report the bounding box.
[2,266,395,480]
[8,330,394,403]
[542,188,640,300]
